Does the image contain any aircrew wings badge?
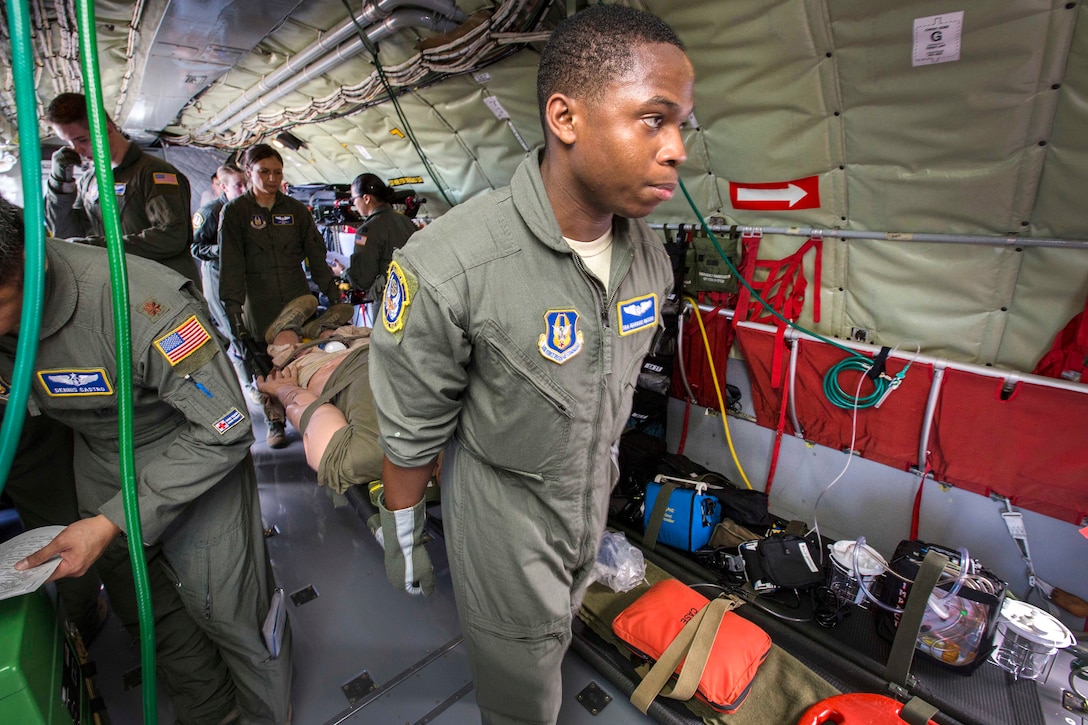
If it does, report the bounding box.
[382,260,412,336]
[154,315,211,366]
[538,309,584,364]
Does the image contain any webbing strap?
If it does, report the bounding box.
[900,695,939,725]
[630,597,738,713]
[642,481,678,552]
[299,347,368,431]
[885,549,948,687]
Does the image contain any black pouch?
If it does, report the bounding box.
[740,533,825,592]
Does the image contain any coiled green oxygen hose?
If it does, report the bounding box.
[0,0,46,495]
[74,0,158,720]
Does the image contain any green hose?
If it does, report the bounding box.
[0,0,47,495]
[676,177,893,409]
[74,1,158,721]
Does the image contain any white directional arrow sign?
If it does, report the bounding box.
[729,176,821,211]
[735,183,808,207]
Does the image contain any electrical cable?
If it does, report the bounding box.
[339,0,456,207]
[682,295,753,490]
[75,1,158,720]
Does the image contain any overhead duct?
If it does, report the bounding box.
[198,0,466,135]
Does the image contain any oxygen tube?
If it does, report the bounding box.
[0,0,46,492]
[73,1,160,721]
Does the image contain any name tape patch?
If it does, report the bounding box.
[214,407,245,434]
[113,183,127,196]
[617,293,658,336]
[38,368,114,397]
[272,214,294,225]
[154,315,211,366]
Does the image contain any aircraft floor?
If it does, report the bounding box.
[88,417,655,725]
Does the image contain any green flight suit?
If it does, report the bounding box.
[0,411,105,642]
[346,204,417,299]
[192,194,232,338]
[218,190,340,339]
[44,142,201,288]
[297,345,383,494]
[370,152,673,725]
[0,240,293,724]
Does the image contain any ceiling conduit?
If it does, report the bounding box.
[199,0,465,135]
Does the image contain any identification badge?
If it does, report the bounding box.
[538,309,584,364]
[272,214,293,225]
[382,260,411,334]
[37,368,114,397]
[154,315,211,366]
[153,172,178,185]
[617,293,658,336]
[214,407,245,434]
[251,214,267,230]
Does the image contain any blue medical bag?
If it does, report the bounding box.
[643,478,722,552]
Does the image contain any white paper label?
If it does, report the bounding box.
[913,11,964,67]
[473,72,491,84]
[798,542,819,573]
[354,144,372,160]
[483,95,510,120]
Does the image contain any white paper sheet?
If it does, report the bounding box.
[0,525,66,601]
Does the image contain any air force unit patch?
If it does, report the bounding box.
[538,309,584,364]
[617,293,658,336]
[38,368,114,397]
[0,373,8,402]
[214,407,245,434]
[382,260,411,335]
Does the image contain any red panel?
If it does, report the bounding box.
[673,303,739,411]
[930,369,1088,524]
[736,326,931,472]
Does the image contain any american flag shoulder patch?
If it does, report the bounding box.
[153,172,179,185]
[154,315,211,366]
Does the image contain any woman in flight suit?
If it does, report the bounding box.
[218,143,342,446]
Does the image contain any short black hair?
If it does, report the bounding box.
[536,5,684,133]
[351,173,394,204]
[0,195,24,287]
[45,92,89,126]
[241,143,282,171]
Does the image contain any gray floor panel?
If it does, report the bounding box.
[82,423,658,724]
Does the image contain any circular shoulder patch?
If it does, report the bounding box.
[192,211,205,229]
[382,260,411,334]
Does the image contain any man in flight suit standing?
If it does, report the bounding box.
[369,6,694,723]
[43,92,201,288]
[0,198,293,724]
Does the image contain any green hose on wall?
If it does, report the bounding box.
[0,1,159,721]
